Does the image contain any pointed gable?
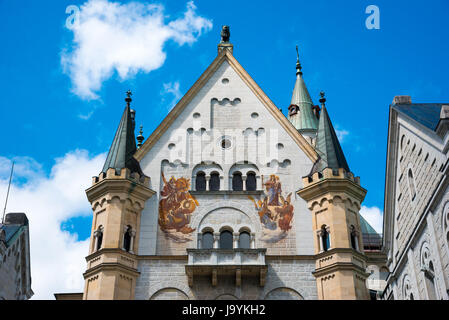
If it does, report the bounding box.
[135,47,319,163]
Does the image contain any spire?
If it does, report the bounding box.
[101,90,144,176]
[288,46,318,133]
[295,45,302,76]
[311,94,350,174]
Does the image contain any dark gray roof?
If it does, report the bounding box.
[360,215,379,235]
[0,224,21,244]
[4,212,28,226]
[393,103,444,131]
[0,213,28,246]
[102,103,143,176]
[310,106,350,174]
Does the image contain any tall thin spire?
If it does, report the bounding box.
[101,90,144,176]
[311,95,350,175]
[288,46,318,133]
[2,161,14,224]
[296,45,302,76]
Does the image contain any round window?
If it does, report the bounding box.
[221,139,232,149]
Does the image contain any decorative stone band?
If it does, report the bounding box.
[302,167,361,188]
[91,167,150,187]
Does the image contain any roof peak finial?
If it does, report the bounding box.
[319,91,326,108]
[125,90,132,107]
[295,45,303,76]
[218,25,233,54]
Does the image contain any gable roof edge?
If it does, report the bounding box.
[135,49,319,163]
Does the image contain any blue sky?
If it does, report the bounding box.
[0,0,448,298]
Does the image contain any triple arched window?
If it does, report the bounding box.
[200,228,253,249]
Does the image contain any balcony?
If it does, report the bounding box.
[185,249,267,287]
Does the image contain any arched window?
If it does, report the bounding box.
[239,231,251,249]
[196,172,206,191]
[403,276,414,300]
[246,172,256,191]
[408,168,416,200]
[123,225,132,252]
[210,172,220,191]
[220,230,233,249]
[424,261,437,300]
[443,203,449,254]
[95,226,103,251]
[202,232,214,249]
[321,226,330,251]
[421,243,438,299]
[232,172,243,191]
[350,225,358,250]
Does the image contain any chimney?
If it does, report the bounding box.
[393,95,412,105]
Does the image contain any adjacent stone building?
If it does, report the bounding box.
[79,28,384,300]
[0,212,33,300]
[382,96,449,300]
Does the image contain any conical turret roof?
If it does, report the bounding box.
[288,46,318,132]
[311,106,350,174]
[102,92,144,176]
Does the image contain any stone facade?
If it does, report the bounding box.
[382,97,449,300]
[79,36,379,300]
[0,213,33,300]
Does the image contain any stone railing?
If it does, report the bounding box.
[186,248,266,266]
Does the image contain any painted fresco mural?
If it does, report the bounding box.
[158,172,198,242]
[248,175,294,242]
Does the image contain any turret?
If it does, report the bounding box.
[82,91,155,300]
[297,93,370,300]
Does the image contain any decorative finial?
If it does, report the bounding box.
[295,45,302,76]
[136,125,144,148]
[220,25,230,43]
[319,91,326,107]
[125,90,132,106]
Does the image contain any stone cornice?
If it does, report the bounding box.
[312,262,370,279]
[314,247,368,261]
[83,262,140,279]
[85,248,138,262]
[297,178,367,206]
[85,178,155,205]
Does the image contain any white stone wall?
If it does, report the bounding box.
[138,60,315,257]
[385,111,449,299]
[393,117,445,265]
[0,231,28,300]
[135,258,317,300]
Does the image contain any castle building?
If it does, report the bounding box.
[0,212,33,300]
[382,96,449,300]
[80,28,384,300]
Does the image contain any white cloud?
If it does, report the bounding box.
[62,0,212,100]
[0,150,106,299]
[161,81,182,110]
[360,205,384,234]
[336,129,349,143]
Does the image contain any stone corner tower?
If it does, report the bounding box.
[297,100,370,300]
[82,92,155,300]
